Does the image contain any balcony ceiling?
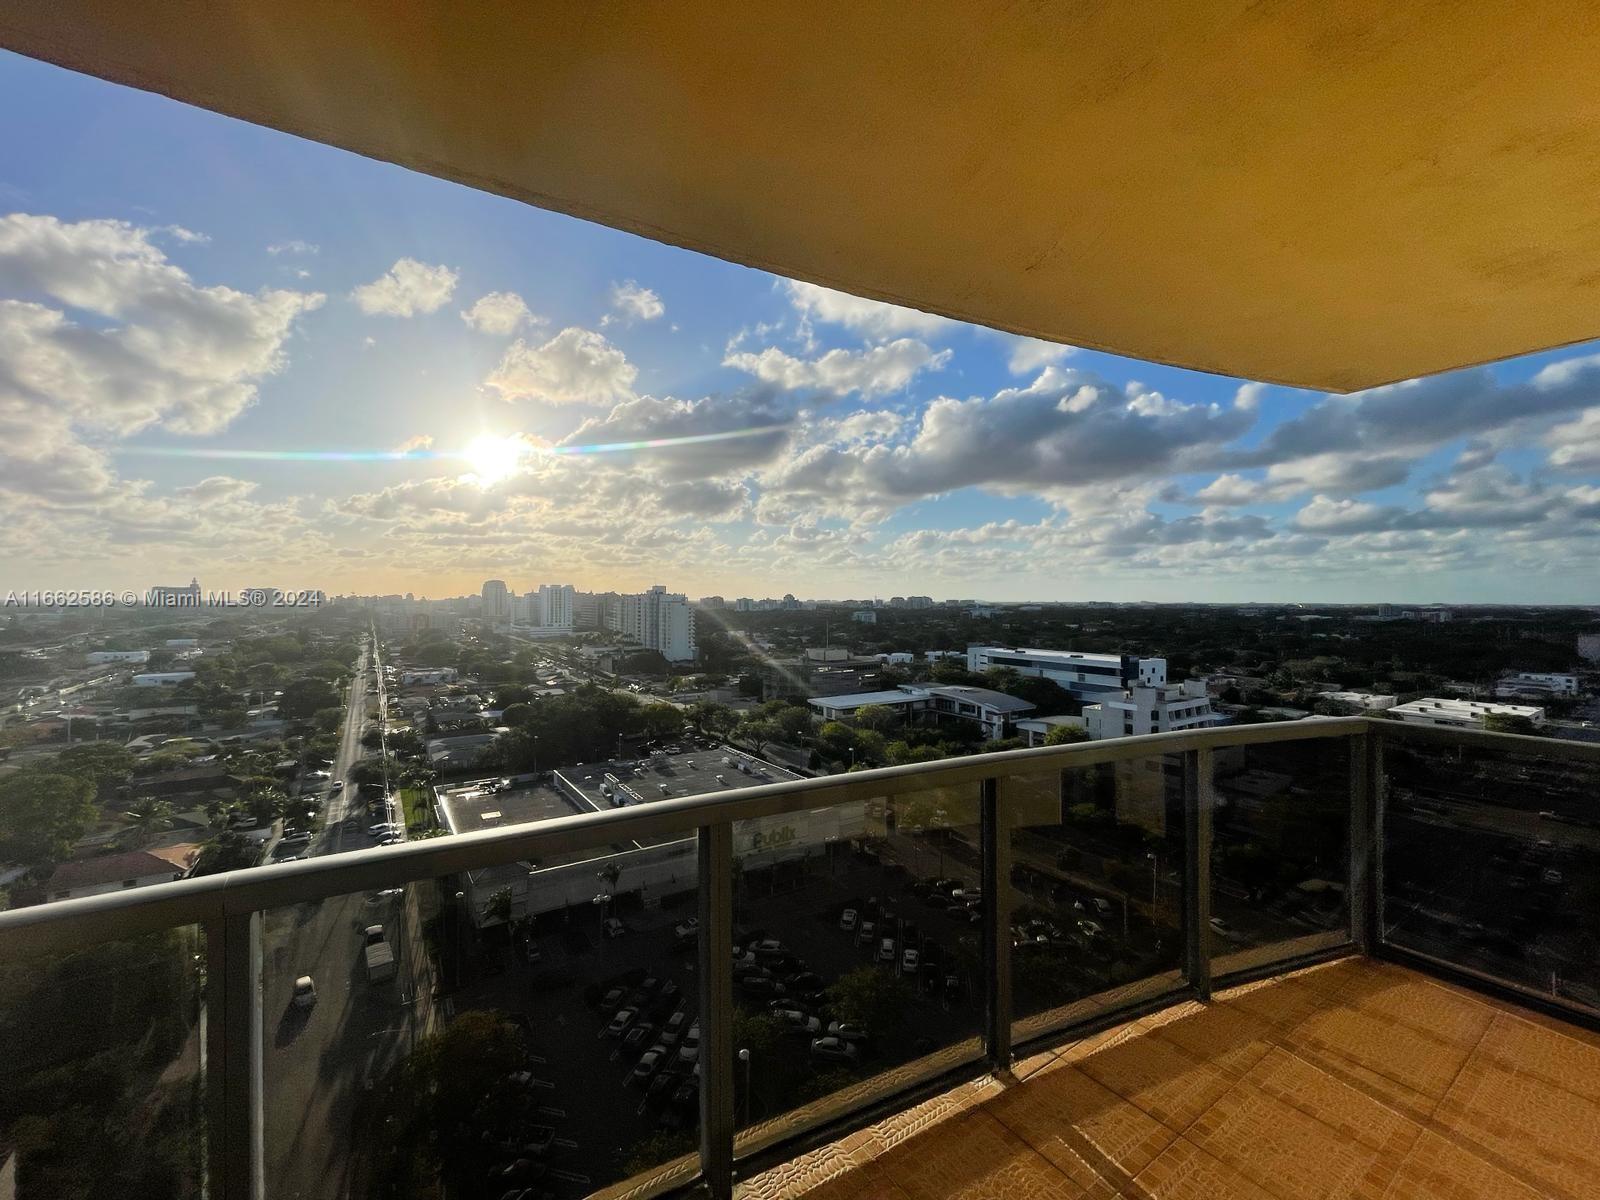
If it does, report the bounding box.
[5,3,1600,391]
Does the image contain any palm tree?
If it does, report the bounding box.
[123,796,175,840]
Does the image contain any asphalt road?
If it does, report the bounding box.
[260,634,434,1199]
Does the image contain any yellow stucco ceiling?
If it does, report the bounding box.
[4,2,1600,391]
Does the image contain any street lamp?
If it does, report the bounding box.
[738,1048,751,1125]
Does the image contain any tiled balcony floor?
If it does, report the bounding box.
[743,958,1600,1200]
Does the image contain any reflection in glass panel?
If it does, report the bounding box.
[1008,757,1186,1043]
[1382,736,1600,1011]
[261,858,699,1198]
[0,928,205,1199]
[1210,738,1351,973]
[732,786,984,1159]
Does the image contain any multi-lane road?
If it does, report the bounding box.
[260,634,434,1199]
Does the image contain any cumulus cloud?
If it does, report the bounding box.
[485,326,637,406]
[1546,407,1600,471]
[1005,336,1075,375]
[724,338,951,397]
[782,280,953,340]
[461,290,536,335]
[1190,454,1413,506]
[0,214,323,503]
[350,257,459,316]
[603,280,664,324]
[561,389,794,480]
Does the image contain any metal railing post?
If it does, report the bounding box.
[1367,728,1386,948]
[1348,731,1373,954]
[211,910,262,1200]
[697,822,735,1199]
[1182,749,1213,1001]
[980,778,1012,1070]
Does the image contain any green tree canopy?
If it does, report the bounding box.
[0,770,98,865]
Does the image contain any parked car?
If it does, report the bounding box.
[856,920,877,946]
[673,917,700,940]
[878,937,896,964]
[623,1022,657,1052]
[631,1047,668,1084]
[603,917,628,938]
[839,908,859,932]
[810,1036,861,1064]
[600,987,625,1013]
[1208,916,1244,943]
[660,1010,688,1046]
[292,975,317,1009]
[901,948,920,975]
[606,1007,637,1037]
[827,1021,869,1045]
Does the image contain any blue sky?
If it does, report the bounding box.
[3,51,1599,604]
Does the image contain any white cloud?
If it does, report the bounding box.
[1546,407,1600,471]
[461,290,536,335]
[724,338,950,397]
[267,239,319,256]
[604,280,664,324]
[1005,336,1075,375]
[782,280,953,340]
[485,326,637,406]
[350,257,458,317]
[162,225,210,245]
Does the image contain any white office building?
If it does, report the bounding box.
[1494,672,1579,699]
[966,646,1166,700]
[1390,698,1546,729]
[609,585,697,662]
[808,684,1035,741]
[1082,680,1222,740]
[1316,691,1398,711]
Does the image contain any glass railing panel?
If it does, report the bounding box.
[1209,737,1353,976]
[1006,756,1187,1044]
[1381,733,1600,1013]
[731,783,985,1160]
[0,927,206,1198]
[260,839,702,1196]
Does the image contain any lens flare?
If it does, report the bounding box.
[462,434,526,483]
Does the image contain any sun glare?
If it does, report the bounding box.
[463,434,525,484]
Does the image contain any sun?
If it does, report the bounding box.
[462,434,525,484]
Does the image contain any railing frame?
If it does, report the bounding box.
[16,715,1600,1198]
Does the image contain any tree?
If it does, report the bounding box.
[853,704,898,734]
[1483,713,1541,736]
[1043,723,1090,746]
[824,966,912,1032]
[484,887,514,925]
[191,830,260,876]
[123,797,175,839]
[0,771,97,865]
[278,677,339,719]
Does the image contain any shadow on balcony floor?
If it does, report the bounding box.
[742,957,1600,1200]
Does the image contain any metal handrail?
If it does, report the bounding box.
[9,712,1595,1200]
[0,717,1367,957]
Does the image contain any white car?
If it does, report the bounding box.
[877,937,896,964]
[292,976,317,1009]
[901,948,920,974]
[809,1036,860,1064]
[839,908,858,932]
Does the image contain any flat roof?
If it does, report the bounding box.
[808,689,922,709]
[436,778,586,835]
[560,747,803,813]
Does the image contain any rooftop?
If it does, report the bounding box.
[753,956,1600,1200]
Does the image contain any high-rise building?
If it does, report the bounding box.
[481,579,511,626]
[609,585,697,661]
[537,583,575,628]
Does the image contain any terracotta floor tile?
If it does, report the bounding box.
[1285,998,1477,1104]
[872,1110,1095,1200]
[1433,1052,1600,1198]
[1471,1012,1600,1105]
[1149,1000,1278,1079]
[1074,1023,1238,1133]
[1343,974,1496,1050]
[985,1063,1177,1190]
[1184,1047,1419,1200]
[1379,1131,1550,1200]
[1125,1136,1280,1200]
[1216,975,1329,1035]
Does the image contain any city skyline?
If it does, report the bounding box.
[4,54,1600,604]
